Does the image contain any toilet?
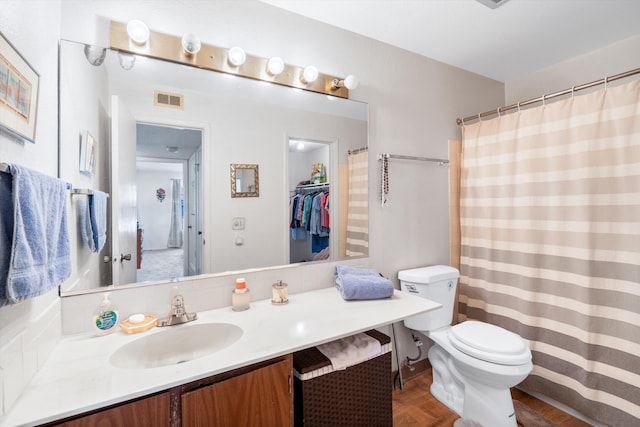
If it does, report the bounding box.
[399,265,532,427]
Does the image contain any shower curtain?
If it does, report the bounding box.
[345,150,369,256]
[458,79,640,426]
[167,178,183,248]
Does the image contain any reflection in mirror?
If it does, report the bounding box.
[58,39,368,295]
[231,164,259,197]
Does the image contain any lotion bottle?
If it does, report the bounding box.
[232,278,250,311]
[93,294,119,336]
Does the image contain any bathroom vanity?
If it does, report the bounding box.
[1,287,440,426]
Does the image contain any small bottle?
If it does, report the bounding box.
[232,278,250,311]
[271,280,288,305]
[93,294,119,336]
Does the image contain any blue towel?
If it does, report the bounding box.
[0,164,71,306]
[334,265,394,301]
[89,191,108,252]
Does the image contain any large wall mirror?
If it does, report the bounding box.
[59,39,368,295]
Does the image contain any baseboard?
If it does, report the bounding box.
[392,358,431,386]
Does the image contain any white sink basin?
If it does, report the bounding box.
[110,322,243,369]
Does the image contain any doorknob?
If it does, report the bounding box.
[120,253,132,262]
[103,256,113,263]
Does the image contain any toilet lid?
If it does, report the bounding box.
[448,321,531,365]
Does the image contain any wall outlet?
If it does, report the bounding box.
[232,217,245,230]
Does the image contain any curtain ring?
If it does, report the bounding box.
[517,102,521,112]
[496,107,501,117]
[542,94,546,106]
[604,76,609,91]
[571,85,576,98]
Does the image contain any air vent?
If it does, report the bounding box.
[154,90,184,109]
[476,0,511,9]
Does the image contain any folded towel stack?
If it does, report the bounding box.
[0,164,71,306]
[334,265,394,300]
[316,332,383,370]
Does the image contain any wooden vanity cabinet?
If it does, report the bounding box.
[49,391,170,427]
[44,354,293,427]
[179,353,293,427]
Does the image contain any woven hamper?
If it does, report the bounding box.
[293,329,392,427]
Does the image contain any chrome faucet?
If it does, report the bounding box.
[157,294,198,327]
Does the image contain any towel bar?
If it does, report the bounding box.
[1,162,72,189]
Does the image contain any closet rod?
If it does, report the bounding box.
[377,153,449,165]
[456,66,640,126]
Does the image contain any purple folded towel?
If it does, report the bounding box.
[334,265,394,301]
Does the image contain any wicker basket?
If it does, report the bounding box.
[293,330,392,427]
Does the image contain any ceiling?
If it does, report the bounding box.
[260,0,640,82]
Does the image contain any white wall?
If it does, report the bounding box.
[0,0,62,416]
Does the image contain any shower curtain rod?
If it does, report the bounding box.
[377,153,449,165]
[456,66,640,125]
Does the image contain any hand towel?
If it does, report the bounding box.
[1,164,71,306]
[77,195,93,249]
[316,333,382,370]
[334,265,394,300]
[89,190,108,252]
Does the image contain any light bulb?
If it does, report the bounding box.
[344,74,359,90]
[126,20,150,45]
[297,141,305,151]
[228,46,246,66]
[267,57,284,75]
[181,33,201,55]
[302,65,318,84]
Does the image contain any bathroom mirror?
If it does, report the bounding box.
[58,39,368,295]
[230,164,259,198]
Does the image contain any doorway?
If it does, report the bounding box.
[136,123,203,281]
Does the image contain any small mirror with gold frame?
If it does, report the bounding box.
[230,164,259,198]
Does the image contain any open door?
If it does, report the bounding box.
[111,95,138,285]
[187,148,202,276]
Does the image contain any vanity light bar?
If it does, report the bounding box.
[109,21,350,99]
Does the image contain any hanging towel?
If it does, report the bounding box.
[0,164,71,306]
[89,190,108,252]
[316,333,382,370]
[78,195,92,249]
[334,265,394,301]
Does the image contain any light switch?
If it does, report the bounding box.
[232,217,245,230]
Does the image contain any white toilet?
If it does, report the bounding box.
[399,265,532,427]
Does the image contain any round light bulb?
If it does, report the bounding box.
[267,57,284,75]
[297,141,305,151]
[344,74,359,90]
[302,65,318,84]
[181,33,201,55]
[228,46,246,66]
[126,20,150,45]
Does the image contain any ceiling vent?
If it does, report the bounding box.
[476,0,511,9]
[154,90,184,109]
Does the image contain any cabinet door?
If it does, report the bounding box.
[55,392,170,427]
[182,358,292,427]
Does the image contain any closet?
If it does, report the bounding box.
[288,140,330,263]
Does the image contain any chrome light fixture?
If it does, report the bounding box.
[126,20,150,45]
[83,44,106,66]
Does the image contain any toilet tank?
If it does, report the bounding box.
[399,265,460,332]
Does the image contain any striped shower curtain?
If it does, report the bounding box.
[345,150,369,256]
[458,79,640,426]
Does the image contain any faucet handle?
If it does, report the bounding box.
[172,294,186,316]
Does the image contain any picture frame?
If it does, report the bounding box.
[0,31,39,143]
[79,131,97,176]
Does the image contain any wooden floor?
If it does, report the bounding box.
[392,370,592,427]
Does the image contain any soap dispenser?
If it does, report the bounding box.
[93,293,119,336]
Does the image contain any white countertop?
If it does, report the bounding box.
[2,287,440,426]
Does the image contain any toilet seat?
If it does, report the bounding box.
[448,321,531,365]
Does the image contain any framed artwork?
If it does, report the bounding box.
[79,131,97,175]
[0,32,39,143]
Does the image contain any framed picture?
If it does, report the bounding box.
[0,32,39,143]
[79,131,97,175]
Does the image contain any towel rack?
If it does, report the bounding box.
[70,188,110,198]
[1,162,72,189]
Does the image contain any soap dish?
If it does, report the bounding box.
[120,314,157,334]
